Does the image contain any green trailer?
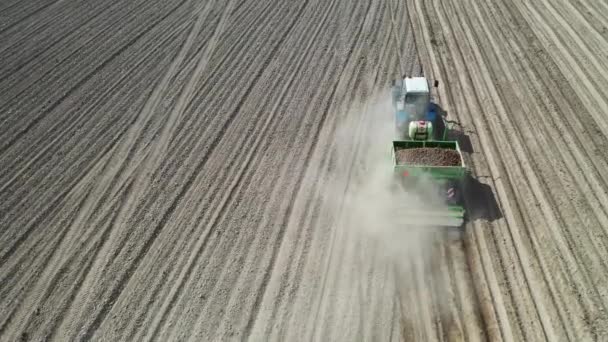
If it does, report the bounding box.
[391,140,467,227]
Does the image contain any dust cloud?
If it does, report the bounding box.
[309,93,453,337]
[328,94,447,266]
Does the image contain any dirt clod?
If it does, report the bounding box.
[395,147,461,166]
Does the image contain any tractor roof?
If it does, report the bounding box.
[404,77,429,94]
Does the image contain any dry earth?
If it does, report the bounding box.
[1,0,608,341]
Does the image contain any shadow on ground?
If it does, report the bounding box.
[465,175,503,222]
[448,129,473,154]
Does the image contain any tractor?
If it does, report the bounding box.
[390,77,467,227]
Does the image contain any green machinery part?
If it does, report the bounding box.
[391,140,467,227]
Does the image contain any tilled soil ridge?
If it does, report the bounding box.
[1,0,608,340]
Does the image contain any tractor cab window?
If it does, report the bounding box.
[404,92,429,120]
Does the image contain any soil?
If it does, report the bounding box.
[1,0,608,341]
[395,147,461,166]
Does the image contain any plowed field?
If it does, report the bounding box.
[2,0,608,341]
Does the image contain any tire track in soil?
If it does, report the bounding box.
[423,0,554,339]
[53,3,223,340]
[0,19,192,300]
[408,0,608,340]
[426,0,557,339]
[0,1,192,271]
[291,1,416,339]
[0,0,65,36]
[467,0,608,338]
[112,2,294,340]
[0,2,192,207]
[258,27,384,341]
[149,2,318,340]
[133,0,320,339]
[308,0,375,326]
[223,0,341,338]
[183,0,343,334]
[0,0,418,340]
[118,0,299,338]
[3,0,608,340]
[1,0,211,340]
[121,1,334,340]
[253,13,361,334]
[0,4,204,342]
[209,1,404,340]
[0,16,191,198]
[482,0,608,337]
[0,0,190,156]
[300,3,409,340]
[56,4,245,341]
[405,1,496,340]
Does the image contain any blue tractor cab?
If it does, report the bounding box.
[392,77,447,141]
